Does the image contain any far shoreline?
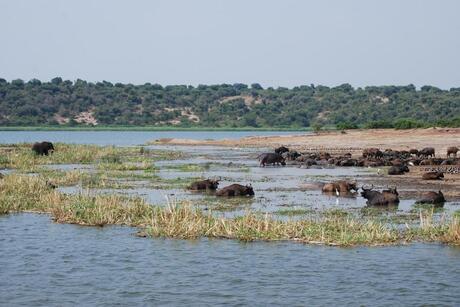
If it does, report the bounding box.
[0,126,314,132]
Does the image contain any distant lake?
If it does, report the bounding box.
[0,130,309,146]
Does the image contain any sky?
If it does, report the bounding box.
[1,0,459,88]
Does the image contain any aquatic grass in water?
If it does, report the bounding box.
[0,143,183,171]
[97,161,157,172]
[275,208,314,216]
[2,174,460,246]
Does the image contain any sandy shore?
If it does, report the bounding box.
[153,128,460,156]
[154,128,460,200]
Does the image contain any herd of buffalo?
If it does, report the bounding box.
[185,144,457,207]
[3,141,456,208]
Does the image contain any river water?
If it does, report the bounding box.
[0,130,307,146]
[1,131,460,306]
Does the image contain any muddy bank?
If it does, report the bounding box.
[152,128,460,156]
[152,128,460,200]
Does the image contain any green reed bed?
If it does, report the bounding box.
[1,174,459,246]
[0,143,183,172]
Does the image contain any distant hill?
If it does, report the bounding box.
[0,78,459,128]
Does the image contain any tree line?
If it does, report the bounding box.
[0,77,459,128]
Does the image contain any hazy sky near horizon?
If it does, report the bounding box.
[1,0,459,88]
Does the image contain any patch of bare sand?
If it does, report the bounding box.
[154,128,460,156]
[153,128,460,200]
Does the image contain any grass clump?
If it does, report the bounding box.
[1,174,460,246]
[0,143,183,172]
[275,208,314,216]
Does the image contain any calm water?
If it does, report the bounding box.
[0,130,307,146]
[2,131,460,306]
[1,214,460,306]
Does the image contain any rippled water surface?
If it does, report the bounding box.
[1,131,460,306]
[0,130,307,146]
[1,214,460,306]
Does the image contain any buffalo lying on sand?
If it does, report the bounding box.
[187,179,219,191]
[362,148,383,159]
[216,184,254,197]
[422,172,444,180]
[322,180,357,194]
[32,141,55,156]
[418,147,435,158]
[387,165,409,175]
[258,153,286,167]
[416,190,445,206]
[447,146,458,158]
[361,185,399,206]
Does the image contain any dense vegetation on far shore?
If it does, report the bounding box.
[1,78,459,128]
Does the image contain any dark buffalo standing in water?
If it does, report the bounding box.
[447,146,458,158]
[361,185,399,206]
[32,141,55,156]
[275,146,289,155]
[216,184,254,197]
[422,172,444,180]
[418,147,435,158]
[416,190,445,206]
[387,165,409,175]
[258,153,286,167]
[187,179,220,191]
[322,180,357,194]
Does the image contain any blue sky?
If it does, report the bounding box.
[1,0,459,88]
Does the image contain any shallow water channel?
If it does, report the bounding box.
[1,131,460,305]
[47,142,459,220]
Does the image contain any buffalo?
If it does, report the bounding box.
[362,148,383,159]
[285,150,301,161]
[216,184,254,197]
[322,180,357,194]
[387,165,409,175]
[418,147,435,158]
[0,172,3,179]
[422,172,444,180]
[409,149,419,156]
[447,146,458,158]
[416,190,445,207]
[361,185,399,206]
[187,179,219,191]
[338,159,358,167]
[258,153,286,167]
[32,141,55,156]
[382,187,400,204]
[275,146,289,155]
